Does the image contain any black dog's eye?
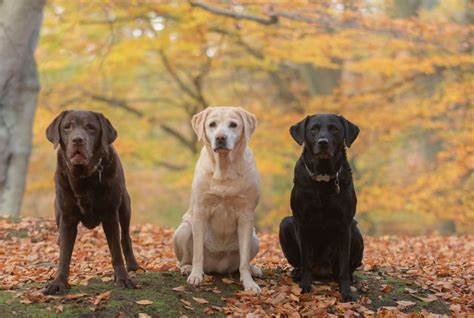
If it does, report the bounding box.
[229,122,237,128]
[63,123,72,130]
[330,126,338,133]
[85,124,96,131]
[310,125,319,132]
[209,122,216,128]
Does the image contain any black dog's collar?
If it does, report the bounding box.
[301,155,341,194]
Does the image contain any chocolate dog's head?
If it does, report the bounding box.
[46,110,117,169]
[290,114,359,159]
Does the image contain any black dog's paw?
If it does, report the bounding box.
[291,268,301,282]
[127,263,145,272]
[300,282,312,293]
[115,276,137,289]
[43,279,68,295]
[340,291,356,303]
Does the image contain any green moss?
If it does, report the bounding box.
[354,271,449,314]
[0,271,242,317]
[0,270,449,316]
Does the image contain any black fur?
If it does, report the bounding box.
[279,114,364,302]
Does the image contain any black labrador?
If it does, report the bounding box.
[279,114,364,302]
[43,110,140,295]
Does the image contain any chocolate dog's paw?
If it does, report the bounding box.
[43,279,68,295]
[127,263,144,272]
[300,282,312,293]
[115,276,137,289]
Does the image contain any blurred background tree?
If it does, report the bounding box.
[22,0,472,234]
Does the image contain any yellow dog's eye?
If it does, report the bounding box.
[209,122,216,128]
[229,122,237,128]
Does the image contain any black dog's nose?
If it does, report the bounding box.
[72,136,84,145]
[318,138,329,147]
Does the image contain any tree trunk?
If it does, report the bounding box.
[0,0,45,216]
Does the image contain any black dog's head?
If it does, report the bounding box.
[46,110,117,168]
[290,114,359,159]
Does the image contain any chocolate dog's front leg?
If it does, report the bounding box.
[102,217,136,288]
[44,217,78,295]
[338,226,354,302]
[296,221,313,293]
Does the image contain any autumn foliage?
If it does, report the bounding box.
[1,218,472,315]
[23,0,473,234]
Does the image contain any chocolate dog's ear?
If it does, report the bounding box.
[289,116,309,145]
[96,112,117,147]
[339,115,360,148]
[46,110,71,149]
[191,107,212,141]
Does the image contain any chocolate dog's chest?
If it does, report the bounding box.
[74,188,121,229]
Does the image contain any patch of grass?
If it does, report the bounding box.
[0,271,243,317]
[4,229,29,239]
[354,271,449,314]
[0,270,450,316]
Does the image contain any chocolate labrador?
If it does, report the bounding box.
[43,110,140,295]
[279,114,364,302]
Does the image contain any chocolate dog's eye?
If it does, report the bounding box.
[229,122,237,128]
[209,122,216,128]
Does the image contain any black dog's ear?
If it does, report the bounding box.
[46,110,71,149]
[289,116,309,145]
[339,115,360,148]
[96,112,117,147]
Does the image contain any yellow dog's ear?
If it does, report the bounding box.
[191,107,212,141]
[237,107,257,141]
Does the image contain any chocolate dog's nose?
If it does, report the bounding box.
[318,138,329,147]
[72,136,84,145]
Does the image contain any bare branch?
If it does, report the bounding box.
[161,123,197,153]
[82,91,144,117]
[159,50,200,101]
[189,1,278,25]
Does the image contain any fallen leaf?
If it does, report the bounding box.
[172,285,185,292]
[136,299,153,305]
[93,290,112,306]
[222,278,234,284]
[192,297,208,304]
[396,300,416,308]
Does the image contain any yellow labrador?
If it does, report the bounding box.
[172,106,262,293]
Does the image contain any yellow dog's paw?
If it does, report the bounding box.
[180,265,192,276]
[243,279,261,295]
[187,271,203,286]
[250,265,263,278]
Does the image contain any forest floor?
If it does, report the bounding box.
[0,217,472,317]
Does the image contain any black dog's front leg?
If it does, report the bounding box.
[44,217,78,295]
[102,217,136,289]
[338,226,354,302]
[297,222,313,293]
